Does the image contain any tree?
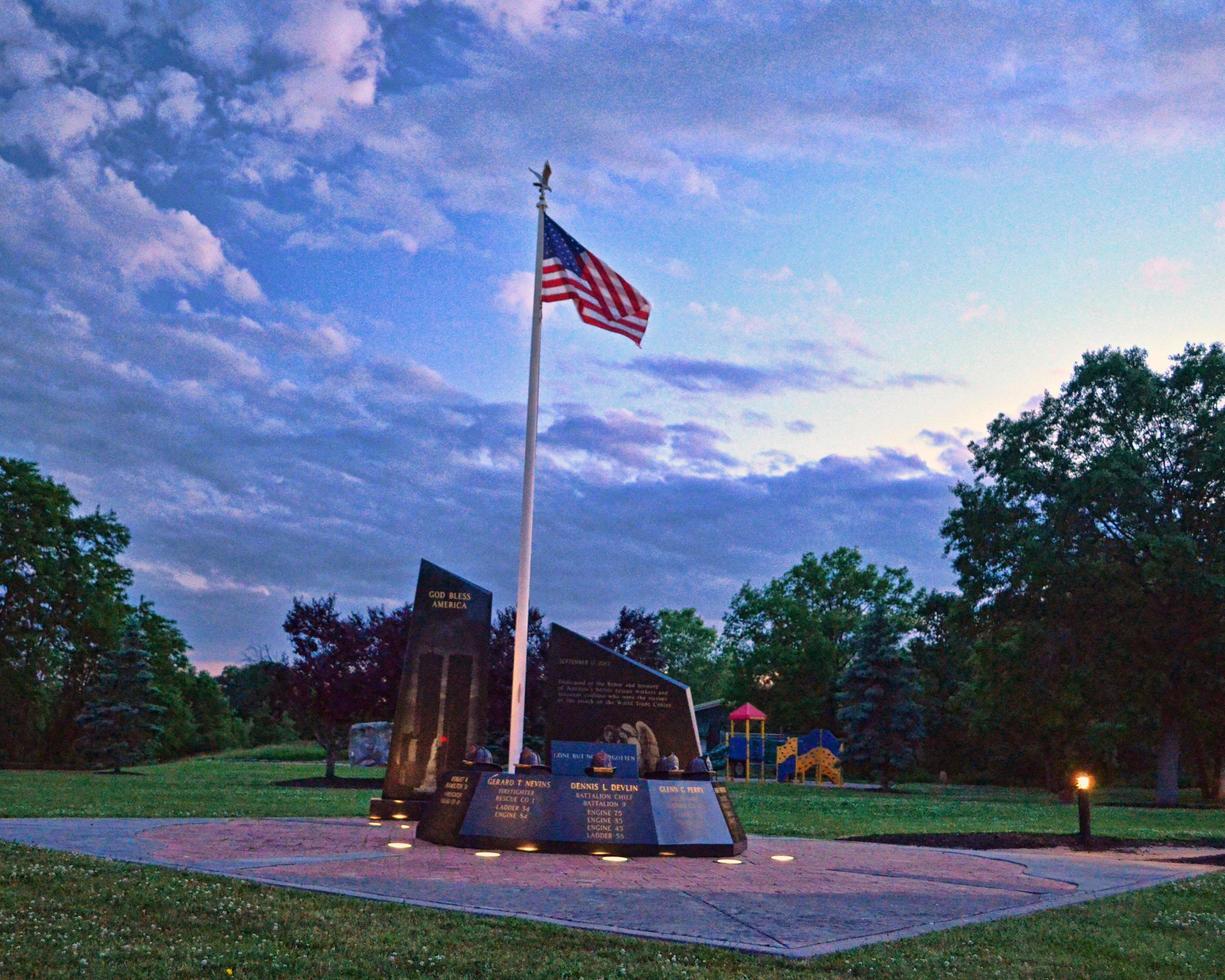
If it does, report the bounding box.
[944,345,1225,804]
[487,606,548,741]
[907,591,975,780]
[657,608,726,703]
[836,607,924,790]
[219,656,297,745]
[131,599,244,758]
[598,607,663,669]
[0,458,131,765]
[74,620,164,772]
[720,548,916,732]
[283,597,405,779]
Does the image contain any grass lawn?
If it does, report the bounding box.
[1,839,1223,978]
[3,753,1223,843]
[2,751,1223,976]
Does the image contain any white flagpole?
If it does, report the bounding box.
[508,162,550,772]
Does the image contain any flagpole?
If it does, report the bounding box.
[508,162,550,772]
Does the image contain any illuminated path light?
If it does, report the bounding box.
[715,858,743,865]
[1074,772,1095,846]
[473,851,501,859]
[600,855,629,863]
[770,854,795,863]
[387,842,412,850]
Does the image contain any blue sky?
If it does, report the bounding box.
[3,0,1224,670]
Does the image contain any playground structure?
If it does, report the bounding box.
[776,729,844,785]
[725,702,768,781]
[721,702,845,786]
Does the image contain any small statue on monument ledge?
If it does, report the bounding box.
[646,753,682,779]
[464,745,500,772]
[517,747,550,773]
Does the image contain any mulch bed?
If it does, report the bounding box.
[843,832,1225,853]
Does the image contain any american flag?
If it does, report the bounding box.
[541,215,651,346]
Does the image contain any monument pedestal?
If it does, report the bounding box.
[416,770,747,857]
[369,794,432,821]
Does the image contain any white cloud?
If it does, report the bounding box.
[179,5,257,73]
[495,270,559,325]
[40,0,131,33]
[446,0,572,39]
[758,265,795,282]
[0,85,113,157]
[0,0,73,86]
[1139,256,1190,294]
[228,0,383,133]
[156,69,205,131]
[165,327,265,381]
[0,156,264,305]
[1213,200,1225,230]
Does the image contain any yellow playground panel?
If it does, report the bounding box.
[776,731,843,785]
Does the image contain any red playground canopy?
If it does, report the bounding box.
[729,702,767,722]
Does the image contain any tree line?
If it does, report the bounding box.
[5,344,1222,802]
[0,458,244,768]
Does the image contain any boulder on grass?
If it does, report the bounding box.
[348,721,392,767]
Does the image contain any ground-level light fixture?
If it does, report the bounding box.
[473,850,501,859]
[1073,772,1094,846]
[387,841,412,850]
[770,854,795,863]
[600,855,629,863]
[715,858,743,865]
[516,844,539,852]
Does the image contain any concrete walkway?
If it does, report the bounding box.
[1,818,1219,958]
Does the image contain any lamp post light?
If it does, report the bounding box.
[1074,772,1093,847]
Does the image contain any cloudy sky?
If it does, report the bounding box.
[4,1,1225,670]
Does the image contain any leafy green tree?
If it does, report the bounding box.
[219,657,297,745]
[720,547,916,732]
[836,608,924,790]
[125,600,245,758]
[907,591,975,780]
[0,458,131,764]
[74,620,165,772]
[944,345,1225,804]
[657,608,726,703]
[598,607,663,669]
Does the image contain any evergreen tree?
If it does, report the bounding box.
[836,607,924,790]
[75,621,164,772]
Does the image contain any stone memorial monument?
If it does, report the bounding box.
[416,626,746,856]
[546,625,701,776]
[369,560,492,821]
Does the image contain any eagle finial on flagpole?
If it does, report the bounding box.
[530,161,551,202]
